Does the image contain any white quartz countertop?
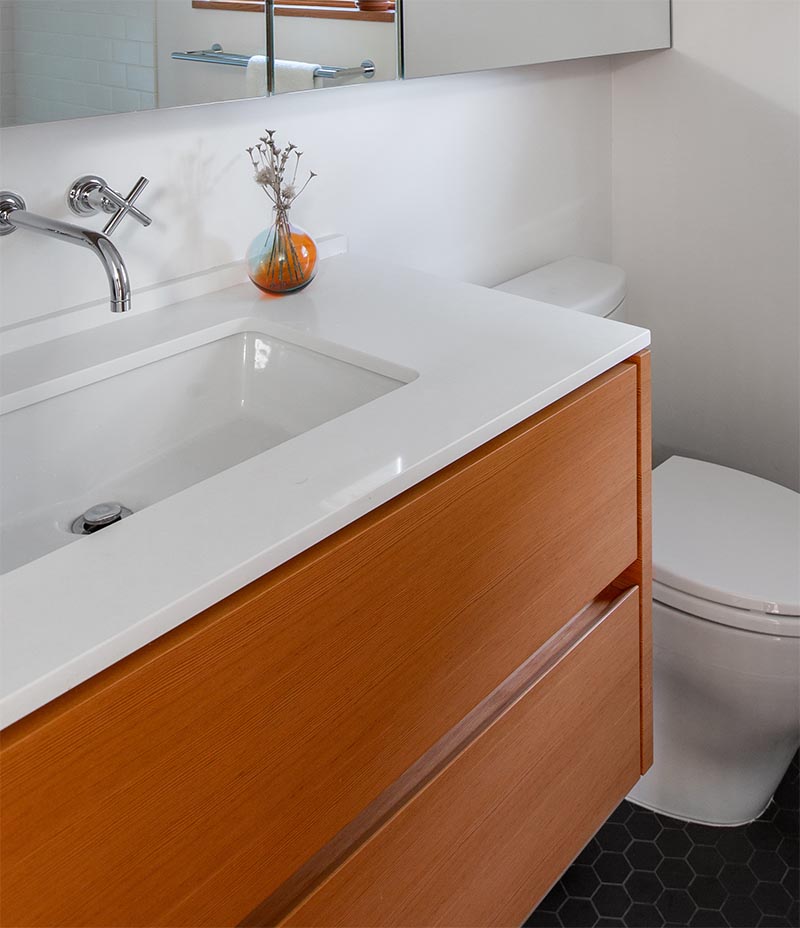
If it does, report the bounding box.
[0,255,650,727]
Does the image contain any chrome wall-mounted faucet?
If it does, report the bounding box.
[0,175,151,314]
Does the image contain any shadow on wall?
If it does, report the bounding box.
[612,29,800,491]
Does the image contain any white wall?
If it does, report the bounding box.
[612,0,800,490]
[0,57,612,329]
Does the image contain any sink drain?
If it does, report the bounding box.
[71,502,133,535]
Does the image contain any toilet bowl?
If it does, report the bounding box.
[629,456,800,825]
[494,259,800,827]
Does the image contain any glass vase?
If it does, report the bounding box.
[246,207,318,294]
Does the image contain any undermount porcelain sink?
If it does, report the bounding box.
[0,329,408,575]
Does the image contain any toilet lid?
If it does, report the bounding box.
[653,457,800,617]
[494,257,626,318]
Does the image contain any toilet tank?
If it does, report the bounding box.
[494,256,627,322]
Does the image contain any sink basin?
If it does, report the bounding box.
[0,330,407,574]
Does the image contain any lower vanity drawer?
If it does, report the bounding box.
[280,587,642,928]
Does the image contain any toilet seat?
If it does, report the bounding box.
[652,456,800,637]
[653,579,799,637]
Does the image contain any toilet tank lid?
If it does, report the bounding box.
[653,457,800,617]
[494,256,627,317]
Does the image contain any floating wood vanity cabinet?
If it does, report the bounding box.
[0,352,652,928]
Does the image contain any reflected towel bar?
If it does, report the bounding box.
[170,44,376,80]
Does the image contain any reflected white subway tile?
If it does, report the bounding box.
[97,14,126,40]
[126,64,154,93]
[14,52,44,76]
[56,102,96,119]
[139,44,154,68]
[112,39,140,65]
[84,83,113,111]
[82,36,113,62]
[98,60,126,87]
[124,15,153,44]
[110,86,140,112]
[57,81,86,106]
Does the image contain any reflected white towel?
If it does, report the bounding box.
[245,55,267,97]
[275,59,322,93]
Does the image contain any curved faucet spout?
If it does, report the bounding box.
[0,205,131,313]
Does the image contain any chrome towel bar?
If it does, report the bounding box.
[170,45,376,80]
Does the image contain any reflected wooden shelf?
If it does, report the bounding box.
[191,1,396,23]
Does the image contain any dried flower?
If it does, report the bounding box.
[254,166,274,186]
[246,129,316,210]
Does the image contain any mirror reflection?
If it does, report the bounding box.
[270,0,398,94]
[0,0,269,128]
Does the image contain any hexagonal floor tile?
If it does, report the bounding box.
[625,840,663,873]
[749,848,788,883]
[689,876,728,910]
[627,810,663,842]
[721,893,762,927]
[625,871,662,905]
[607,802,634,826]
[657,887,697,923]
[719,862,758,896]
[598,823,634,854]
[593,884,631,919]
[778,837,799,869]
[625,902,663,927]
[657,857,694,889]
[688,908,729,927]
[562,865,601,900]
[688,846,725,877]
[594,852,633,885]
[752,882,793,918]
[716,829,755,865]
[575,837,604,868]
[558,897,597,928]
[656,827,693,859]
[524,751,798,928]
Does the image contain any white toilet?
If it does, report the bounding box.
[495,257,800,826]
[495,255,628,322]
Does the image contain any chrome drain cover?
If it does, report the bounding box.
[71,502,133,535]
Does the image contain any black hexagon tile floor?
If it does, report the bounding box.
[524,752,798,928]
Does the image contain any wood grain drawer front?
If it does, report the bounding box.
[0,366,638,928]
[282,588,643,928]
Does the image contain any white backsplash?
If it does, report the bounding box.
[0,57,613,331]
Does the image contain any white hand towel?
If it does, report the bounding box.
[245,55,267,97]
[274,59,322,93]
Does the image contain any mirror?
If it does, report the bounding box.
[401,0,672,80]
[269,1,398,94]
[0,0,269,128]
[0,1,670,128]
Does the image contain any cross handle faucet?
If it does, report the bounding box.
[68,175,151,237]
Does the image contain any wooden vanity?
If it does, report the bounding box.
[0,352,651,928]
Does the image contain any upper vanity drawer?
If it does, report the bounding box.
[0,364,639,928]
